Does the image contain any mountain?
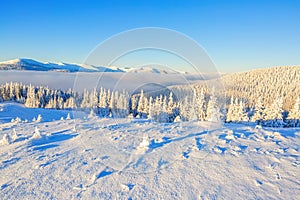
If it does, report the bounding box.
[0,58,125,73]
[127,66,180,74]
[0,58,184,74]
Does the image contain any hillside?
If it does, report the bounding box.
[221,66,300,110]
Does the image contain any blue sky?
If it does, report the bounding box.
[0,0,299,72]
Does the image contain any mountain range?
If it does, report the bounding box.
[0,58,181,74]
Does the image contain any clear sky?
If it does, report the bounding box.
[0,0,299,72]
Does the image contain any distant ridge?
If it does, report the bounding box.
[0,58,184,74]
[0,58,125,73]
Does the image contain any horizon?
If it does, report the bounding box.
[2,57,300,75]
[1,0,300,72]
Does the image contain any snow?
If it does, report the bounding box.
[0,58,123,73]
[0,103,299,199]
[127,66,180,74]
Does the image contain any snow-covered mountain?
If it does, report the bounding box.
[127,66,180,74]
[0,58,124,73]
[0,58,184,74]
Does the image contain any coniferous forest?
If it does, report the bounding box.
[1,73,299,127]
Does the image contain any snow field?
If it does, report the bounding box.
[0,103,299,199]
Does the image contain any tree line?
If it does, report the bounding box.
[0,82,299,127]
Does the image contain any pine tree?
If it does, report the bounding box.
[188,89,198,121]
[25,84,39,108]
[158,95,169,122]
[65,97,76,109]
[179,96,189,121]
[287,97,300,127]
[226,96,235,123]
[263,97,285,127]
[196,88,206,121]
[206,88,220,122]
[137,90,146,118]
[130,95,138,117]
[148,96,154,120]
[251,97,265,124]
[98,87,109,117]
[235,99,249,122]
[80,89,90,109]
[109,91,116,117]
[90,88,98,109]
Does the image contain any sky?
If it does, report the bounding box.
[0,0,299,72]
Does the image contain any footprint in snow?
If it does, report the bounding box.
[121,183,135,192]
[73,184,87,191]
[91,167,115,184]
[255,180,263,186]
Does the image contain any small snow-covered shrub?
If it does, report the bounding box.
[174,116,181,122]
[12,128,18,140]
[1,134,12,145]
[36,114,42,122]
[32,127,42,139]
[138,135,150,150]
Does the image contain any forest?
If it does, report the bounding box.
[0,80,299,127]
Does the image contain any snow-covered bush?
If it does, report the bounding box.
[36,114,42,122]
[32,127,42,139]
[1,134,12,145]
[12,128,18,140]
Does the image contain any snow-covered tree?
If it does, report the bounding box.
[196,88,206,121]
[206,88,220,122]
[179,96,190,121]
[226,96,235,123]
[251,97,265,124]
[236,99,249,122]
[25,84,39,108]
[148,96,154,120]
[80,89,90,109]
[130,95,138,117]
[98,87,109,117]
[137,90,149,118]
[65,97,76,109]
[159,95,169,123]
[263,97,285,127]
[287,97,300,127]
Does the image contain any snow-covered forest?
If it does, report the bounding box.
[1,80,299,127]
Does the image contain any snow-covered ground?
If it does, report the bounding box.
[0,103,299,199]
